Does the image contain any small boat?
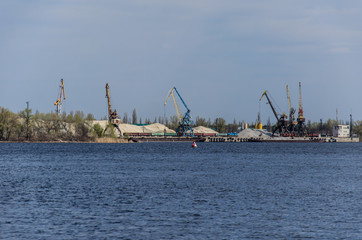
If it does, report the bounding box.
[192,141,197,148]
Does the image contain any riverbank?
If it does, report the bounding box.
[0,137,134,143]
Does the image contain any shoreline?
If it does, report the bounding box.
[0,137,134,144]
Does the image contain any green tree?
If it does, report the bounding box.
[86,113,95,121]
[104,123,116,138]
[0,107,18,140]
[195,116,208,127]
[19,107,33,140]
[123,112,128,124]
[132,109,137,124]
[213,117,226,133]
[352,120,362,140]
[93,123,104,138]
[167,115,179,130]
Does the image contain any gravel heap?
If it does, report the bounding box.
[193,126,218,134]
[91,120,176,136]
[237,129,273,139]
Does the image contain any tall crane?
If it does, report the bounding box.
[296,82,306,134]
[105,83,122,136]
[259,90,288,135]
[164,87,194,136]
[54,79,65,114]
[286,85,296,132]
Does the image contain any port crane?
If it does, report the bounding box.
[164,87,194,136]
[286,85,296,132]
[105,83,122,136]
[54,79,66,114]
[259,90,288,135]
[296,82,306,134]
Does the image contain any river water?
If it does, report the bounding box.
[0,142,361,239]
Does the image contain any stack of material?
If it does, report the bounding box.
[237,129,273,139]
[142,123,176,133]
[90,120,176,134]
[193,126,218,134]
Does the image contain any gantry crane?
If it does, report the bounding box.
[296,82,306,134]
[54,79,65,114]
[164,87,194,136]
[105,83,122,136]
[259,90,288,135]
[286,85,296,132]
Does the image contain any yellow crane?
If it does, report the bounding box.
[164,87,183,126]
[54,79,65,114]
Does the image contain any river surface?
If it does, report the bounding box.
[0,142,361,239]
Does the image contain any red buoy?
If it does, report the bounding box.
[192,141,197,148]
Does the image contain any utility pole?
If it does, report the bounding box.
[350,114,353,138]
[25,101,30,140]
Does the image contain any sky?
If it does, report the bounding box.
[1,0,362,124]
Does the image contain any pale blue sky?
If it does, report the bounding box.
[1,0,362,123]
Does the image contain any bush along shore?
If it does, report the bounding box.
[1,106,361,142]
[0,107,119,142]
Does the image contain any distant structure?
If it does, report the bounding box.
[296,82,305,134]
[105,83,122,136]
[54,79,65,114]
[333,125,350,138]
[164,87,194,136]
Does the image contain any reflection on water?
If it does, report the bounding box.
[0,142,361,239]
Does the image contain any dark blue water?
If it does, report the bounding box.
[0,142,361,239]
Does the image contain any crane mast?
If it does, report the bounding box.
[105,83,122,136]
[54,79,65,114]
[286,85,296,132]
[298,82,304,121]
[105,83,113,122]
[297,82,306,134]
[164,87,194,136]
[286,85,292,114]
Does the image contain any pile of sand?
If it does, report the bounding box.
[90,121,175,136]
[237,129,273,139]
[91,121,221,136]
[193,126,218,134]
[142,123,176,133]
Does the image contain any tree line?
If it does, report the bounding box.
[0,106,361,141]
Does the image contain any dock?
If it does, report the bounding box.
[131,136,359,143]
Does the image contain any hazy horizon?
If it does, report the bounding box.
[1,1,362,124]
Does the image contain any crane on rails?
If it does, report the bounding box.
[296,82,306,134]
[54,79,66,114]
[259,90,288,136]
[105,83,122,136]
[164,87,194,136]
[286,85,296,133]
